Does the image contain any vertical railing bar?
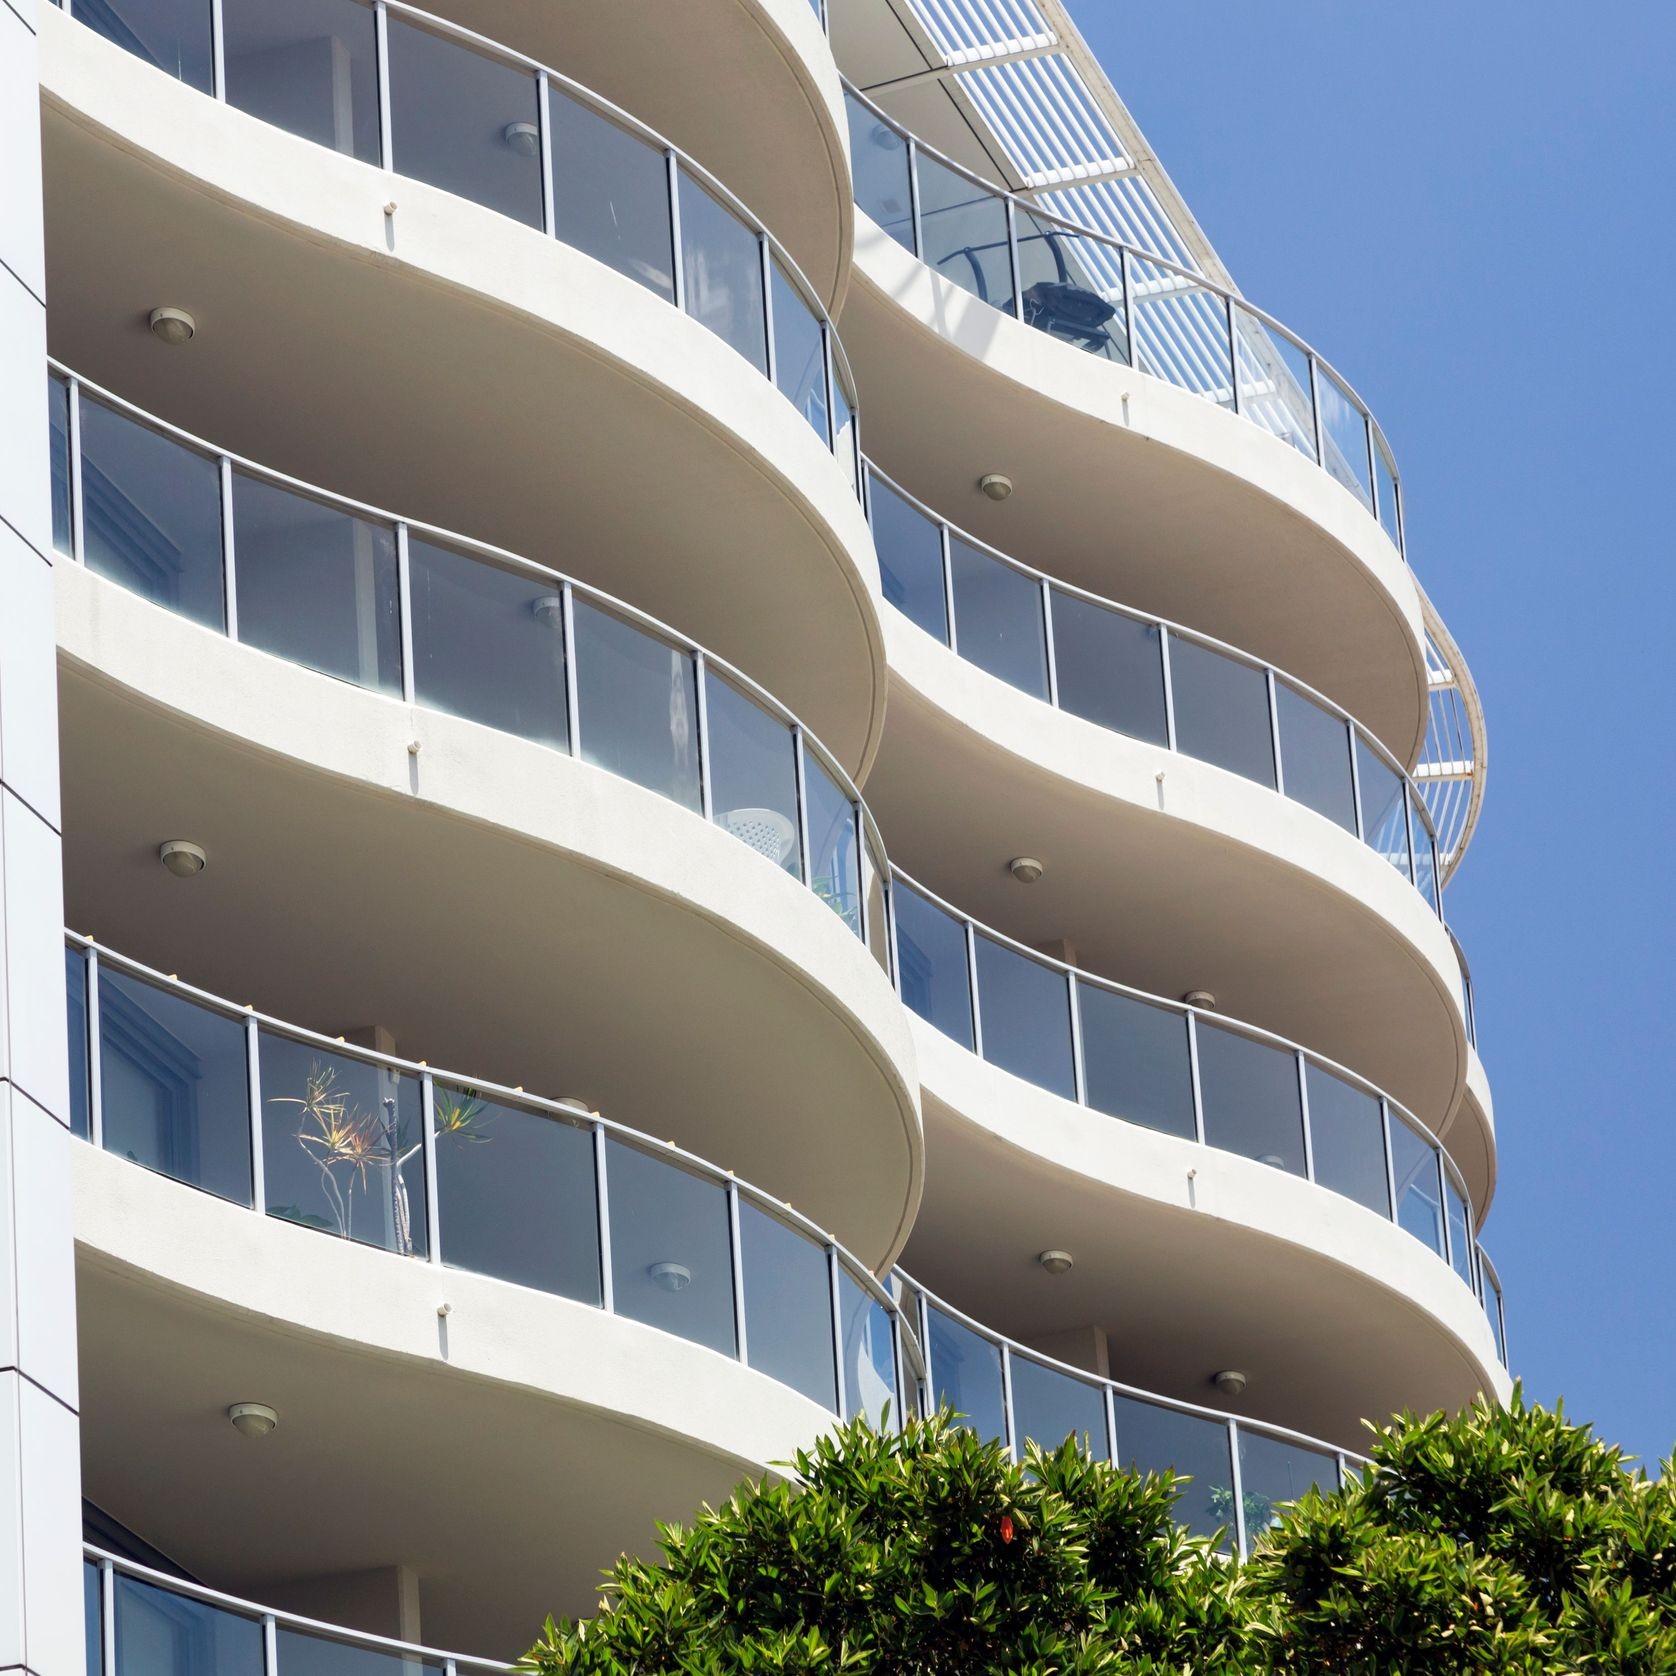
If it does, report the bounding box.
[67,376,86,566]
[1379,1098,1398,1225]
[1226,298,1241,416]
[1433,1149,1451,1272]
[1103,1382,1118,1468]
[395,522,415,704]
[917,1290,936,1413]
[245,1013,264,1214]
[827,1244,847,1419]
[666,150,686,312]
[889,1303,906,1430]
[1392,473,1407,561]
[965,918,984,1060]
[727,1179,748,1366]
[1295,1051,1315,1184]
[792,726,812,886]
[1227,1419,1249,1558]
[1158,627,1178,753]
[85,947,103,1149]
[1120,247,1138,370]
[759,234,777,386]
[1186,1010,1207,1146]
[693,651,714,822]
[939,521,957,653]
[1362,413,1378,513]
[908,140,924,257]
[1266,667,1284,796]
[560,579,581,759]
[420,1069,441,1266]
[1067,970,1087,1106]
[1401,785,1419,886]
[219,456,239,642]
[1004,199,1023,320]
[209,0,226,100]
[535,69,555,238]
[374,1,394,170]
[100,1559,116,1676]
[1307,354,1325,473]
[1040,578,1059,707]
[261,1613,277,1676]
[886,872,902,992]
[1347,722,1366,842]
[999,1340,1017,1460]
[592,1120,614,1313]
[819,324,837,452]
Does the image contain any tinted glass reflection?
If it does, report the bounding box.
[1052,597,1167,744]
[678,172,766,374]
[1168,634,1275,788]
[1015,212,1127,361]
[1356,739,1413,881]
[1110,1394,1234,1548]
[113,1575,262,1676]
[1010,1357,1108,1458]
[805,751,860,935]
[704,672,801,879]
[839,1268,898,1424]
[1078,984,1194,1138]
[223,0,380,164]
[927,1306,1006,1443]
[408,538,568,748]
[949,539,1047,699]
[892,884,973,1049]
[79,397,224,630]
[1275,684,1356,832]
[915,152,1012,307]
[973,936,1074,1099]
[274,1625,442,1676]
[571,599,701,811]
[740,1202,837,1410]
[845,94,914,250]
[66,947,91,1140]
[78,0,213,91]
[868,474,946,642]
[771,262,829,441]
[49,374,72,556]
[548,87,674,300]
[1304,1065,1387,1217]
[1238,1432,1338,1540]
[98,967,251,1205]
[434,1091,599,1302]
[1389,1116,1444,1257]
[1195,1023,1304,1176]
[231,474,400,693]
[607,1139,735,1356]
[259,1034,426,1256]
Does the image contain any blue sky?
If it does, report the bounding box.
[1071,0,1676,1468]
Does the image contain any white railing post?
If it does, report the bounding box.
[246,1012,264,1213]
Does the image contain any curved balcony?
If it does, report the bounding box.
[865,464,1444,918]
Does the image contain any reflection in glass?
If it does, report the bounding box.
[1010,1357,1108,1458]
[839,1268,898,1424]
[433,1091,599,1303]
[607,1139,736,1356]
[386,17,543,228]
[259,1034,426,1256]
[1052,598,1167,745]
[948,539,1048,699]
[845,94,914,250]
[78,396,224,630]
[927,1306,1006,1443]
[915,151,1012,307]
[868,475,946,642]
[1235,311,1316,461]
[771,261,829,441]
[407,539,568,748]
[678,172,767,374]
[1275,684,1357,833]
[1318,367,1373,508]
[739,1202,837,1411]
[832,358,859,491]
[892,884,973,1048]
[222,0,381,164]
[805,751,861,935]
[1356,739,1413,882]
[49,374,72,556]
[1130,258,1233,409]
[231,474,400,693]
[548,87,674,300]
[79,0,213,91]
[274,1625,443,1676]
[973,936,1074,1099]
[1079,984,1194,1138]
[1168,634,1275,788]
[1304,1065,1388,1217]
[1110,1394,1234,1548]
[1195,1023,1305,1176]
[571,599,701,811]
[704,671,802,879]
[1445,1177,1474,1288]
[1389,1116,1444,1257]
[98,966,252,1205]
[113,1574,262,1676]
[1238,1432,1337,1540]
[863,833,890,973]
[66,947,91,1140]
[1374,435,1402,548]
[1015,212,1126,362]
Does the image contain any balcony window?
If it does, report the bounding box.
[113,1573,261,1676]
[1014,212,1128,363]
[66,947,91,1141]
[914,152,1011,308]
[48,373,72,556]
[1356,738,1413,882]
[274,1626,442,1676]
[1237,1431,1341,1539]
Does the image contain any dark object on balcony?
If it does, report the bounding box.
[1023,279,1117,352]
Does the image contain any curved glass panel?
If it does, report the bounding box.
[678,170,768,374]
[1194,1023,1305,1176]
[114,1573,261,1676]
[1356,738,1413,882]
[1168,633,1276,788]
[845,92,915,250]
[973,934,1074,1099]
[1051,595,1166,744]
[926,1305,1006,1443]
[1389,1114,1445,1258]
[805,751,862,935]
[1110,1393,1234,1549]
[1318,366,1374,509]
[869,474,947,642]
[1275,683,1357,833]
[839,1269,899,1425]
[1235,306,1316,461]
[1015,212,1127,362]
[704,671,802,880]
[79,0,212,90]
[1078,983,1194,1139]
[739,1202,837,1410]
[1303,1064,1388,1218]
[1237,1431,1339,1539]
[948,538,1048,699]
[1445,1177,1474,1289]
[771,259,831,441]
[892,883,974,1049]
[1010,1356,1109,1459]
[915,150,1012,307]
[275,1625,444,1676]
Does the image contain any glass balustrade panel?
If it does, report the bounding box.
[1194,1023,1306,1176]
[1303,1064,1388,1217]
[97,966,252,1205]
[771,261,830,442]
[839,1268,900,1425]
[432,1089,599,1303]
[113,1574,262,1676]
[606,1138,736,1356]
[231,474,401,694]
[1374,435,1402,548]
[1412,811,1442,913]
[274,1625,443,1676]
[222,0,380,164]
[1051,596,1168,745]
[1110,1393,1235,1549]
[1388,1114,1445,1258]
[78,0,213,91]
[892,884,973,1048]
[259,1034,427,1256]
[83,1562,100,1676]
[863,832,890,972]
[1235,309,1317,461]
[914,152,1013,309]
[833,358,860,491]
[547,86,675,301]
[926,1305,1006,1443]
[703,671,803,881]
[386,17,543,228]
[1167,635,1276,788]
[570,598,702,811]
[78,396,225,630]
[973,935,1075,1099]
[49,373,72,556]
[1015,212,1127,363]
[1445,1176,1474,1288]
[739,1201,838,1411]
[844,94,915,250]
[66,947,91,1140]
[678,172,768,374]
[1238,1432,1339,1543]
[1485,1272,1507,1363]
[1130,257,1233,408]
[1009,1355,1109,1459]
[867,475,947,642]
[948,539,1048,699]
[1078,983,1195,1139]
[1356,739,1413,882]
[1274,684,1357,833]
[804,750,861,935]
[407,537,569,749]
[1318,366,1374,509]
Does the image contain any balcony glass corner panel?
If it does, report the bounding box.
[832,358,860,494]
[1234,309,1317,461]
[914,152,1013,309]
[1356,738,1414,883]
[1274,684,1358,833]
[1009,1355,1109,1459]
[738,1201,838,1411]
[258,1033,427,1256]
[77,0,213,91]
[1051,597,1167,746]
[845,93,915,251]
[703,671,803,881]
[433,1088,600,1303]
[862,832,890,973]
[1015,211,1127,362]
[804,752,862,936]
[1317,367,1375,510]
[1109,1393,1235,1550]
[677,172,768,375]
[972,935,1074,1099]
[1303,1064,1388,1218]
[1078,984,1195,1139]
[839,1268,899,1425]
[770,260,831,442]
[868,474,947,643]
[1445,1177,1474,1289]
[947,539,1048,700]
[1166,634,1276,788]
[892,883,973,1049]
[926,1305,1006,1444]
[1194,1023,1306,1176]
[1389,1114,1446,1259]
